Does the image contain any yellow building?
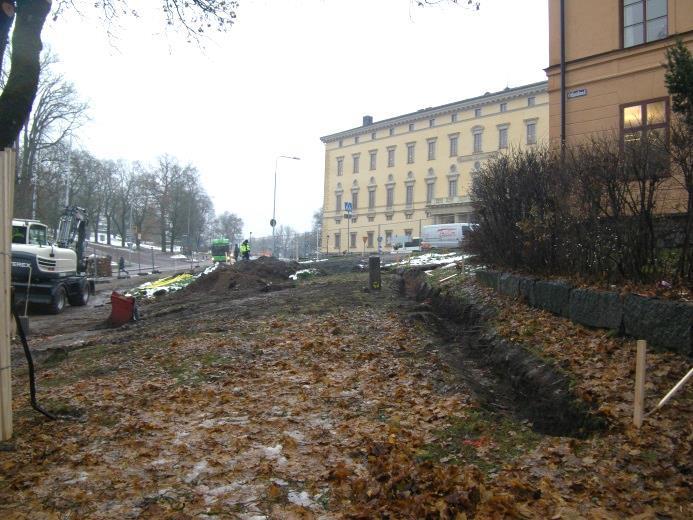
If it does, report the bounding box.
[320,82,549,254]
[547,0,693,144]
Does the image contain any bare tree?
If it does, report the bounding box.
[216,211,243,245]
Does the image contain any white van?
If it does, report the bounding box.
[421,223,476,250]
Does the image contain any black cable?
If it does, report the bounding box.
[11,308,57,421]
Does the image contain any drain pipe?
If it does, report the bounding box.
[560,0,566,160]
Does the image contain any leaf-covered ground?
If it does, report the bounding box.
[1,271,691,519]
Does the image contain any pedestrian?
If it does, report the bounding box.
[117,256,129,279]
[233,243,240,262]
[240,239,250,261]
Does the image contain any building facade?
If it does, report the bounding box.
[547,0,693,144]
[320,82,548,254]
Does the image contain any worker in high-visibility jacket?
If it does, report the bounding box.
[240,239,250,261]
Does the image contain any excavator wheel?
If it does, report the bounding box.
[48,285,67,314]
[68,279,90,307]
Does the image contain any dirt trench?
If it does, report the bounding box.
[399,268,606,438]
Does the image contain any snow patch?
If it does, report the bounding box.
[287,490,315,508]
[185,460,209,483]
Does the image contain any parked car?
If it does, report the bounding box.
[421,223,476,250]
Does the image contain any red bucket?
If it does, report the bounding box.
[110,291,135,326]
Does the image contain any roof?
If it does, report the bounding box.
[320,80,548,143]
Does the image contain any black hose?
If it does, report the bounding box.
[11,308,57,421]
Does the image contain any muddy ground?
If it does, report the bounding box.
[1,259,691,519]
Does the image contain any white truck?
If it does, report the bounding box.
[421,223,476,250]
[11,206,91,314]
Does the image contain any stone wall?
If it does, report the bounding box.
[475,270,692,357]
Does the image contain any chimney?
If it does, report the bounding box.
[362,115,373,126]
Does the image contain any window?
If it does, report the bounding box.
[475,108,481,118]
[386,187,394,207]
[448,178,458,197]
[473,132,483,153]
[371,132,376,140]
[408,123,415,132]
[338,139,343,147]
[499,127,508,149]
[367,231,374,248]
[336,157,344,176]
[352,154,360,174]
[407,143,415,164]
[385,230,392,246]
[406,185,414,207]
[335,193,342,211]
[351,191,358,210]
[404,229,413,241]
[500,102,507,113]
[369,150,377,170]
[621,98,668,149]
[623,0,667,48]
[350,232,357,249]
[389,127,395,136]
[334,233,341,250]
[429,118,435,127]
[451,113,458,123]
[526,122,537,145]
[473,161,481,171]
[387,147,395,167]
[427,139,436,160]
[426,183,434,203]
[528,96,536,107]
[354,136,359,144]
[449,135,458,156]
[368,190,375,210]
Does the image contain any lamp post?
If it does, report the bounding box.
[272,155,301,257]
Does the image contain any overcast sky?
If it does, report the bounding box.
[43,0,549,239]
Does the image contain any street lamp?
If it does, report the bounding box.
[272,155,301,257]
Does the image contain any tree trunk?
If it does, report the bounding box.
[0,1,15,77]
[92,212,100,243]
[0,0,51,150]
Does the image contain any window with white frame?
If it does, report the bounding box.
[426,181,435,203]
[367,231,374,248]
[429,118,435,127]
[335,193,342,211]
[498,126,509,149]
[473,132,483,153]
[451,113,458,123]
[500,102,507,113]
[389,127,395,136]
[386,186,394,207]
[352,154,360,174]
[350,232,357,249]
[449,135,458,157]
[404,229,413,240]
[448,178,458,197]
[623,0,667,48]
[408,123,415,132]
[406,185,414,207]
[407,143,415,164]
[351,191,358,210]
[371,132,376,140]
[528,96,536,107]
[336,157,344,176]
[334,233,341,250]
[526,122,537,145]
[368,190,375,210]
[475,108,481,118]
[385,230,392,245]
[369,150,377,170]
[387,147,395,167]
[427,139,436,160]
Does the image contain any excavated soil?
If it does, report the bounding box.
[184,257,302,294]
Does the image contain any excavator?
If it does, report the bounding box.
[11,206,91,314]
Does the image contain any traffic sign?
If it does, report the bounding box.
[270,218,277,227]
[344,202,353,213]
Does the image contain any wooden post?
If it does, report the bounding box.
[633,339,647,428]
[1,148,16,440]
[368,255,381,291]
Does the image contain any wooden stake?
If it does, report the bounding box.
[1,148,16,441]
[633,339,647,428]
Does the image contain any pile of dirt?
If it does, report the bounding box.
[185,257,301,295]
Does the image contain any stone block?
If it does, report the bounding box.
[533,280,572,317]
[498,273,521,298]
[623,295,693,356]
[569,288,623,330]
[475,270,500,290]
[517,276,537,305]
